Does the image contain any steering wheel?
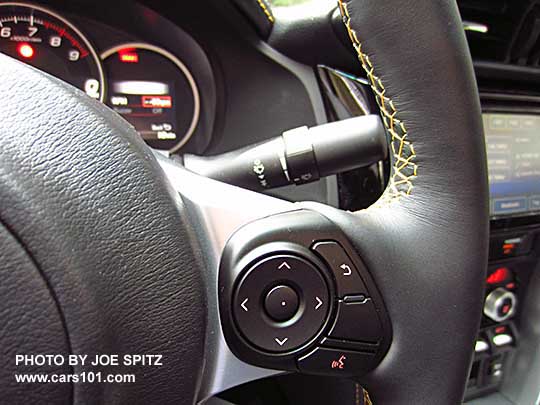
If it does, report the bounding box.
[0,0,488,404]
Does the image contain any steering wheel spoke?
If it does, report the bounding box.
[157,154,395,400]
[156,152,294,401]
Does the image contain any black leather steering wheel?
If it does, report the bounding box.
[0,0,488,404]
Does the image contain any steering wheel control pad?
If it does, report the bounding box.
[219,210,391,376]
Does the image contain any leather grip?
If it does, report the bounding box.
[306,1,490,403]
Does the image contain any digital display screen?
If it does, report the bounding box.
[484,113,540,217]
[102,46,198,151]
[109,80,178,143]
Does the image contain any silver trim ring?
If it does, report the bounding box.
[100,42,201,153]
[483,287,517,323]
[0,2,107,102]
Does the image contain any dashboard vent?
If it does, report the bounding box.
[509,4,540,66]
[459,0,507,14]
[458,0,527,62]
[467,1,540,96]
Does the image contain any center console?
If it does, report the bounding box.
[465,107,540,400]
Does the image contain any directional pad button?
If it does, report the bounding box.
[233,254,330,353]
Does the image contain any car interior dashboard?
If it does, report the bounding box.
[1,0,540,404]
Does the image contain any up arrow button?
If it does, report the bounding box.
[278,261,291,270]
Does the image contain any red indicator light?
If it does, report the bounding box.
[506,282,516,289]
[502,243,515,255]
[495,326,506,334]
[119,50,139,63]
[487,267,510,285]
[18,43,34,59]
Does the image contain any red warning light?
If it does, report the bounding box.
[18,43,34,59]
[502,243,516,255]
[119,49,139,63]
[486,267,510,285]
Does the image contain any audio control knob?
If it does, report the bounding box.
[484,288,517,322]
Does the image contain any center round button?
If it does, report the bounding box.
[265,285,299,322]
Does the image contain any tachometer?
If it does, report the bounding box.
[0,2,105,101]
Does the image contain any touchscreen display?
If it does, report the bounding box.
[484,113,540,217]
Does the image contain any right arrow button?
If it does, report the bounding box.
[315,297,323,310]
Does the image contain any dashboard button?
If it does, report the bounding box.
[484,288,517,322]
[492,333,513,347]
[489,234,531,260]
[297,347,375,376]
[498,298,514,318]
[486,267,512,286]
[329,299,382,343]
[492,198,527,215]
[264,285,299,322]
[530,196,540,210]
[475,339,489,353]
[486,356,505,384]
[312,241,368,297]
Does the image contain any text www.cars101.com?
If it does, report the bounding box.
[15,372,135,384]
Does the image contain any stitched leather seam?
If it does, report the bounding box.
[255,0,275,23]
[363,387,373,405]
[338,0,417,201]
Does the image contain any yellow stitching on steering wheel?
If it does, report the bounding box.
[256,0,275,23]
[363,387,373,405]
[338,0,417,202]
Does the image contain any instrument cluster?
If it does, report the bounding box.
[0,1,214,153]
